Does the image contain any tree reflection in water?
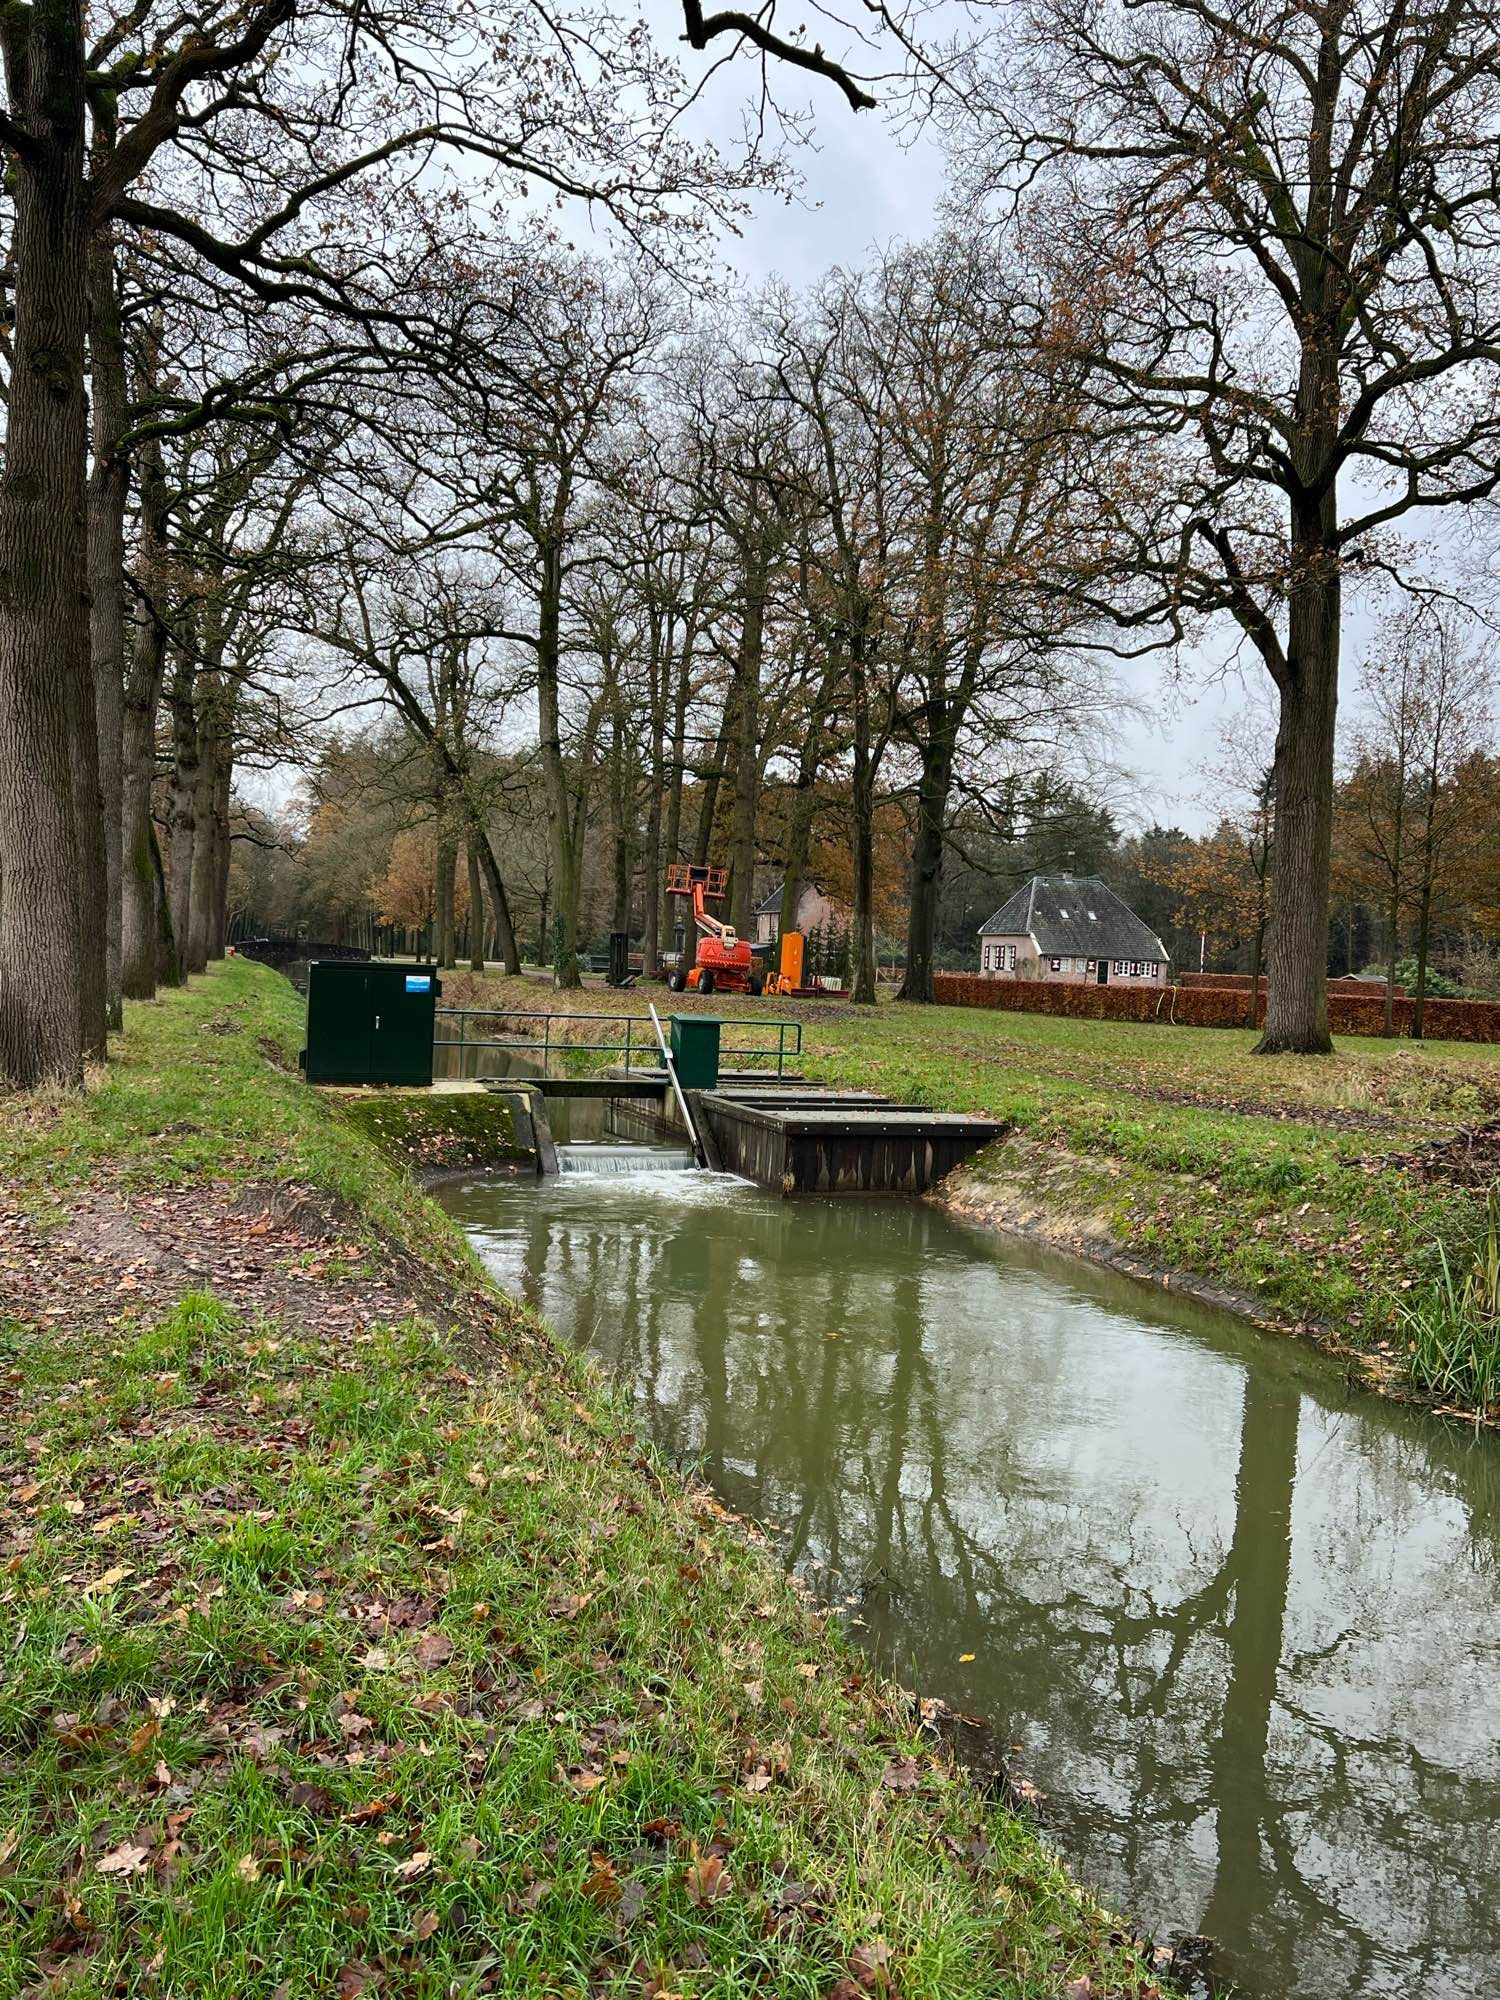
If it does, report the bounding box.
[444,1175,1500,2000]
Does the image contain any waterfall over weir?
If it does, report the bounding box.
[556,1143,697,1176]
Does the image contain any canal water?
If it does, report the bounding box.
[436,1167,1500,2000]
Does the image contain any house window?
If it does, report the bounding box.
[1008,945,1018,969]
[1086,960,1095,973]
[1114,961,1127,975]
[1049,957,1062,973]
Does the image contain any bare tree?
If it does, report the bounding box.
[958,0,1500,1051]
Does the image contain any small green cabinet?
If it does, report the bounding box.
[669,1014,720,1090]
[301,961,442,1086]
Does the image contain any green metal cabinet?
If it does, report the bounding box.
[301,961,442,1086]
[670,1013,720,1091]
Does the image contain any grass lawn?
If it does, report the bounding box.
[444,973,1500,1417]
[0,961,1157,2000]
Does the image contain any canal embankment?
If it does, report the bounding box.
[0,958,1160,2000]
[438,1160,1500,2000]
[448,974,1500,1423]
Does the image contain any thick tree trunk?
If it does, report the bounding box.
[1257,493,1338,1055]
[535,544,581,988]
[150,819,180,988]
[121,610,168,997]
[900,728,952,1004]
[661,631,693,951]
[88,226,129,1033]
[119,391,169,999]
[466,841,485,970]
[166,655,199,979]
[728,568,765,940]
[208,736,232,959]
[849,669,879,1006]
[435,826,457,968]
[609,721,632,937]
[0,0,93,1086]
[185,707,219,975]
[692,687,734,870]
[473,826,519,973]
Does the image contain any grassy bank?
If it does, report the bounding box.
[0,961,1156,1999]
[448,974,1500,1418]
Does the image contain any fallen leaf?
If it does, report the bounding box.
[958,1652,976,1663]
[582,1852,621,1907]
[412,1908,441,1941]
[96,1840,151,1877]
[880,1758,922,1792]
[0,1826,18,1871]
[396,1850,432,1880]
[413,1631,454,1670]
[345,1796,391,1824]
[684,1853,731,1905]
[236,1853,262,1883]
[129,1719,161,1756]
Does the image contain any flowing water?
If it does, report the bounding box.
[436,1167,1500,2000]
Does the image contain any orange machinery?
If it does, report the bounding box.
[663,863,763,995]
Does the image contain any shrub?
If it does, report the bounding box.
[1393,957,1463,999]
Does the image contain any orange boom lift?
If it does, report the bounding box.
[664,863,764,996]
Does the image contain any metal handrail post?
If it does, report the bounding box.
[649,1004,703,1165]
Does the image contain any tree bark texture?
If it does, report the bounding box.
[728,563,765,940]
[87,226,129,1031]
[0,0,94,1085]
[435,824,456,968]
[466,840,484,969]
[900,729,953,1004]
[1258,476,1339,1055]
[166,652,198,980]
[849,667,878,1005]
[119,408,169,998]
[535,541,581,987]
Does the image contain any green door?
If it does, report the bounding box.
[305,964,375,1083]
[369,968,439,1085]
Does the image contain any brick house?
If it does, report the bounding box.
[977,875,1170,986]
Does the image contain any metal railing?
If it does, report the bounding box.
[433,1008,802,1082]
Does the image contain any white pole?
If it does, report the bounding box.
[649,1002,704,1166]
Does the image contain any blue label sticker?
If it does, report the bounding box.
[405,975,432,993]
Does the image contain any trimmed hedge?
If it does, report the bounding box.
[932,975,1172,1022]
[931,973,1500,1042]
[1179,971,1408,997]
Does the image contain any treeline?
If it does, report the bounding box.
[9,0,1500,1082]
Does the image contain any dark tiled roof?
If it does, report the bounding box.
[755,882,787,915]
[978,875,1168,962]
